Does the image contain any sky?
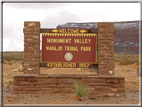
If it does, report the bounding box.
[2,2,141,51]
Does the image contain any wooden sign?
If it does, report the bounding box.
[42,29,97,67]
[50,29,88,34]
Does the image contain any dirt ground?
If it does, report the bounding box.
[2,61,141,106]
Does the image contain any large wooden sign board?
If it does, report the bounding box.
[42,29,97,68]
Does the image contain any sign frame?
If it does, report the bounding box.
[41,28,98,68]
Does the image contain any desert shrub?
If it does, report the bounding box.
[4,61,8,64]
[11,60,14,64]
[8,72,14,79]
[11,60,17,64]
[73,83,89,99]
[114,59,120,62]
[8,62,12,65]
[114,54,139,65]
[117,57,139,65]
[13,60,16,64]
[3,55,23,62]
[19,60,23,64]
[119,58,135,65]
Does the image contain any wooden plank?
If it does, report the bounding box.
[40,28,50,33]
[22,62,93,68]
[49,29,89,33]
[23,28,98,33]
[40,63,46,67]
[89,29,98,34]
[22,62,46,67]
[40,28,98,34]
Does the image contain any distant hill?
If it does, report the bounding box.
[57,20,140,54]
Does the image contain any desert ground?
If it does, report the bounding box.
[1,52,141,106]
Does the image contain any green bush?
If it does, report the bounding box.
[73,83,89,99]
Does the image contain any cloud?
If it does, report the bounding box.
[68,3,140,22]
[3,22,24,51]
[2,3,140,51]
[3,38,24,51]
[3,3,71,10]
[41,9,81,28]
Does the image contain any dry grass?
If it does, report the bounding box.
[5,79,13,85]
[125,77,139,83]
[3,72,7,77]
[3,74,14,85]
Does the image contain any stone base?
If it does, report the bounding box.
[13,74,125,97]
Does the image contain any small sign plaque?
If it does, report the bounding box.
[45,62,92,68]
[50,29,88,34]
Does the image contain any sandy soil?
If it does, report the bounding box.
[2,62,141,105]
